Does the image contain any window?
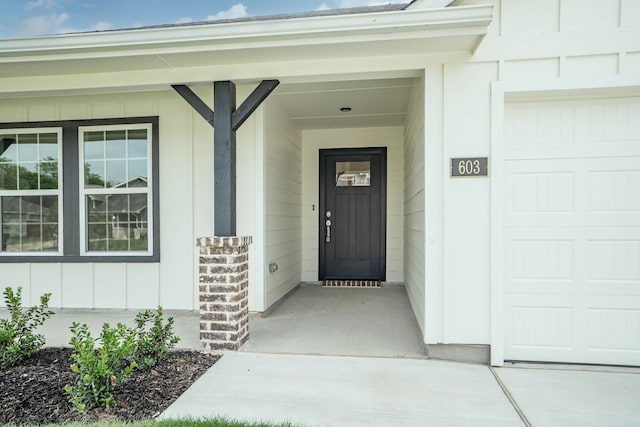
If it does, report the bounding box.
[0,129,62,254]
[335,161,371,187]
[80,125,152,255]
[0,117,159,262]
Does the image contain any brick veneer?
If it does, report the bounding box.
[196,236,252,351]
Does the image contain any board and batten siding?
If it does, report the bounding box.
[0,88,261,310]
[403,76,426,336]
[449,0,640,355]
[263,98,303,308]
[301,127,404,283]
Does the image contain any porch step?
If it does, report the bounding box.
[323,279,381,288]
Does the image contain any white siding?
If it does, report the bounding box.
[442,62,497,344]
[425,66,445,344]
[403,76,426,336]
[263,98,302,308]
[301,127,404,283]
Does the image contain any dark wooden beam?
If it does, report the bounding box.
[173,79,279,237]
[213,81,236,236]
[232,79,280,131]
[172,85,215,126]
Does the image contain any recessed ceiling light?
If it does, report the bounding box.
[340,107,352,112]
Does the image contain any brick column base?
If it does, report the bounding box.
[196,236,252,351]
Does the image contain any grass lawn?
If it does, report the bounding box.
[7,418,307,427]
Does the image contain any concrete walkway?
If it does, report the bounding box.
[161,352,522,427]
[162,352,640,427]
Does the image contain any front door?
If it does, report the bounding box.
[319,148,386,280]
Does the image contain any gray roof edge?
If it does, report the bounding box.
[67,3,412,37]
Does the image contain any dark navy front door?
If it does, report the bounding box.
[319,148,386,280]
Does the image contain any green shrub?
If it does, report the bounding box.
[132,306,180,370]
[0,286,54,369]
[64,322,137,411]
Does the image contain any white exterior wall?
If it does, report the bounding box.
[433,0,640,347]
[301,127,404,283]
[442,61,497,344]
[403,76,426,335]
[0,88,262,310]
[263,98,303,309]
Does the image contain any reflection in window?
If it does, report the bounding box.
[81,125,151,253]
[0,133,59,191]
[0,130,61,254]
[83,128,148,189]
[86,194,148,252]
[1,196,58,252]
[336,161,370,187]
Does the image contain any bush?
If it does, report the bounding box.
[64,322,137,411]
[0,286,54,369]
[132,306,180,370]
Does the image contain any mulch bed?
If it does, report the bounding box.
[0,347,220,426]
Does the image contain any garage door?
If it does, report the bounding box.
[503,96,640,366]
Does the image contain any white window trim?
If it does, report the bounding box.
[78,123,153,257]
[0,127,63,256]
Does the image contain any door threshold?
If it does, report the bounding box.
[323,279,381,288]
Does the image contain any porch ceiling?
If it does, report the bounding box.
[274,77,415,129]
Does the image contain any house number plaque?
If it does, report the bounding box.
[451,157,489,177]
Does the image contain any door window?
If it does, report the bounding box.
[335,161,370,187]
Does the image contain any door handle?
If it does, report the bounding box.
[325,219,331,243]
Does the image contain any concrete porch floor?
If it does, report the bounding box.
[14,282,424,358]
[242,284,426,358]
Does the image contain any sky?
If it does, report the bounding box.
[0,0,408,39]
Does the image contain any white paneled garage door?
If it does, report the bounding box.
[503,96,640,366]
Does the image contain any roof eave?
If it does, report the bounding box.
[0,4,493,59]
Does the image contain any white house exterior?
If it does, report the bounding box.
[1,0,639,366]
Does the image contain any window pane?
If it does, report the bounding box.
[106,130,126,159]
[0,132,61,191]
[87,223,108,251]
[127,129,147,141]
[128,159,147,185]
[336,161,370,187]
[0,135,17,162]
[0,163,17,190]
[86,193,148,252]
[39,133,58,160]
[17,134,38,162]
[1,196,58,252]
[106,160,126,187]
[17,162,38,190]
[128,139,147,158]
[39,161,58,189]
[84,131,105,160]
[84,161,105,188]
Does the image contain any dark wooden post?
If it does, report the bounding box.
[213,81,237,236]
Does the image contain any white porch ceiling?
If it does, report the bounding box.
[273,77,415,129]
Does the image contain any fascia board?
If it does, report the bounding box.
[0,5,492,59]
